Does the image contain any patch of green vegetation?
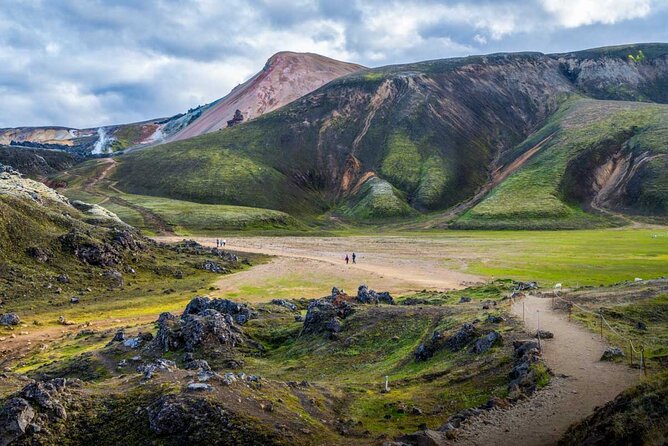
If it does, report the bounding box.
[530,362,551,388]
[457,98,668,229]
[341,177,415,220]
[381,132,422,191]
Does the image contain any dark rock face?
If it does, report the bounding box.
[302,299,353,336]
[472,331,502,354]
[59,230,121,266]
[270,299,297,311]
[147,394,276,445]
[20,380,69,420]
[601,346,625,361]
[154,308,243,353]
[0,313,20,326]
[26,246,50,263]
[183,296,256,325]
[226,109,244,127]
[415,323,480,361]
[513,281,538,292]
[459,296,472,303]
[0,398,35,446]
[109,229,143,252]
[356,285,394,305]
[509,340,545,398]
[200,260,228,274]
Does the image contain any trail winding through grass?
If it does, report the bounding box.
[456,295,638,445]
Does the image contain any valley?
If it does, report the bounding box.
[1,41,668,445]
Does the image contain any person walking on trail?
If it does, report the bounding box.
[352,253,356,264]
[222,239,226,247]
[216,239,219,248]
[345,254,349,264]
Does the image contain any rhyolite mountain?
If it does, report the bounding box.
[112,43,668,228]
[0,52,364,154]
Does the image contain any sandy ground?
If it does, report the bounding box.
[157,236,483,301]
[455,295,639,446]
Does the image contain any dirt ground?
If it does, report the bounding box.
[157,236,483,302]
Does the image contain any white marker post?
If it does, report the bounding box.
[384,375,390,392]
[536,310,541,351]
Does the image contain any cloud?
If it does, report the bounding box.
[0,0,665,128]
[541,0,652,28]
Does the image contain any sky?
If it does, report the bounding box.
[1,0,667,129]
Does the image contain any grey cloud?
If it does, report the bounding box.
[0,0,666,128]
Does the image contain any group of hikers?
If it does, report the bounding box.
[215,239,227,248]
[344,253,357,264]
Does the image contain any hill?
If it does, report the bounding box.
[0,52,363,154]
[110,44,668,227]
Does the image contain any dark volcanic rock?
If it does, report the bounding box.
[26,246,50,263]
[0,398,35,446]
[103,268,124,289]
[183,296,255,325]
[154,308,243,353]
[356,285,394,305]
[226,109,244,127]
[147,394,276,444]
[199,260,228,274]
[302,299,353,336]
[270,299,297,311]
[445,323,479,352]
[0,313,20,326]
[472,331,502,353]
[601,346,625,361]
[59,229,121,266]
[509,340,546,398]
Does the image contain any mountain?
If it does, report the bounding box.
[168,51,365,141]
[111,44,668,227]
[0,52,364,154]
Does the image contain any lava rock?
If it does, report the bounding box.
[601,347,625,361]
[0,313,21,326]
[270,299,297,311]
[0,398,35,446]
[472,331,502,353]
[356,285,394,305]
[534,330,554,339]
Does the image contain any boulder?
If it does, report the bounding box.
[472,331,502,353]
[56,274,69,283]
[0,313,20,326]
[20,379,68,420]
[356,285,394,305]
[153,308,243,353]
[396,429,449,446]
[302,299,352,336]
[534,330,554,339]
[0,398,35,446]
[26,246,50,263]
[270,299,297,311]
[458,296,472,303]
[199,260,228,274]
[184,359,211,372]
[486,314,504,323]
[601,347,625,361]
[186,383,212,392]
[508,340,545,398]
[183,296,255,325]
[103,269,124,289]
[445,323,479,352]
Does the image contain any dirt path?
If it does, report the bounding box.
[455,295,638,446]
[156,236,482,295]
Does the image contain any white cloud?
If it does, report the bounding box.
[0,0,665,128]
[541,0,652,27]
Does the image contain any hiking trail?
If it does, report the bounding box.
[454,295,638,446]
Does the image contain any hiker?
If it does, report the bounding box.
[352,253,356,264]
[216,239,219,248]
[345,254,349,264]
[222,239,226,247]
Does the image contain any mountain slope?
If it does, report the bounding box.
[0,52,364,154]
[110,44,668,226]
[169,51,365,141]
